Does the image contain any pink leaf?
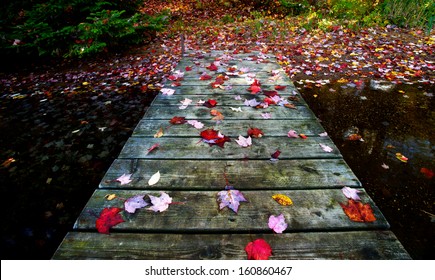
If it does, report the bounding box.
[261,112,272,119]
[179,98,192,109]
[244,98,261,107]
[161,88,175,96]
[116,173,133,185]
[319,143,333,152]
[235,135,252,147]
[341,187,362,201]
[124,195,149,213]
[187,120,204,129]
[287,130,299,138]
[217,188,248,213]
[147,192,172,212]
[268,214,288,233]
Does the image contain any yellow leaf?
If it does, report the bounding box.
[272,194,293,206]
[154,127,164,138]
[105,194,117,201]
[396,153,408,163]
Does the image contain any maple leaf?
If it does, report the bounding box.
[396,153,408,163]
[263,90,279,97]
[271,149,281,160]
[116,173,133,185]
[235,135,252,147]
[161,88,175,96]
[247,127,264,138]
[147,143,160,154]
[341,186,362,201]
[185,66,192,71]
[187,120,204,129]
[169,116,187,125]
[216,187,248,213]
[230,107,243,112]
[200,73,213,80]
[381,163,389,169]
[245,239,272,260]
[268,214,288,234]
[272,194,293,206]
[200,129,230,148]
[179,98,192,109]
[96,207,125,234]
[340,199,376,222]
[206,63,218,71]
[244,98,261,107]
[210,109,224,121]
[319,132,328,137]
[154,127,164,138]
[319,143,333,152]
[147,192,172,212]
[124,194,149,214]
[203,99,217,108]
[261,112,272,119]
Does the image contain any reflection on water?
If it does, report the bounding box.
[299,80,434,259]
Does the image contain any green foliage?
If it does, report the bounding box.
[379,0,435,29]
[1,0,168,59]
[222,14,235,24]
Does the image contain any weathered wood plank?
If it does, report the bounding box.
[142,105,315,120]
[152,93,306,107]
[118,136,342,159]
[132,119,324,137]
[52,231,411,260]
[171,74,291,86]
[156,84,299,96]
[100,159,361,190]
[73,189,388,232]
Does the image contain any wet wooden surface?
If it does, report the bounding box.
[53,50,411,260]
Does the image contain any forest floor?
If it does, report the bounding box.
[1,0,434,259]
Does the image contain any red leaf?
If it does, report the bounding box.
[247,127,264,138]
[271,149,281,159]
[340,199,376,222]
[96,207,125,234]
[203,99,217,108]
[200,74,213,80]
[275,85,286,91]
[245,239,272,260]
[169,116,187,125]
[200,129,230,148]
[185,66,192,71]
[200,129,220,141]
[263,90,279,97]
[420,167,434,179]
[206,63,218,71]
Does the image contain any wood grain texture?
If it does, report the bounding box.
[73,189,388,232]
[133,119,324,137]
[99,159,361,190]
[142,104,315,120]
[118,136,342,159]
[52,231,411,260]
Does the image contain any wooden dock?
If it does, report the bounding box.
[53,51,411,259]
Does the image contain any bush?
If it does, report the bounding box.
[379,0,435,29]
[0,0,168,59]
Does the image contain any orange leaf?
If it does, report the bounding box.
[340,199,376,222]
[272,194,293,206]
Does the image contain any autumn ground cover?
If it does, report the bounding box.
[0,0,434,259]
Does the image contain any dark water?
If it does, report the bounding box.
[298,80,434,259]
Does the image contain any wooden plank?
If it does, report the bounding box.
[73,189,389,232]
[118,136,342,159]
[132,119,324,137]
[100,159,361,190]
[156,84,299,96]
[152,93,306,107]
[172,75,291,86]
[52,231,411,260]
[142,105,315,120]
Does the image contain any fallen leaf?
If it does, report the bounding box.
[340,199,376,222]
[272,194,293,206]
[179,98,192,109]
[147,192,172,212]
[346,134,363,141]
[341,186,362,201]
[169,116,187,125]
[210,109,224,121]
[124,194,149,213]
[420,167,434,179]
[235,135,252,147]
[147,143,160,154]
[105,194,117,201]
[116,173,133,185]
[187,120,204,129]
[148,171,161,186]
[299,134,307,139]
[271,149,281,160]
[275,85,286,90]
[247,127,264,138]
[200,128,230,148]
[261,112,272,119]
[217,187,248,213]
[319,132,328,137]
[268,214,288,233]
[200,73,213,80]
[319,143,333,152]
[1,158,15,168]
[381,163,389,169]
[287,130,299,138]
[230,107,243,112]
[396,153,408,163]
[154,127,164,138]
[96,207,125,234]
[206,63,218,71]
[203,99,217,108]
[245,238,272,260]
[161,88,175,96]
